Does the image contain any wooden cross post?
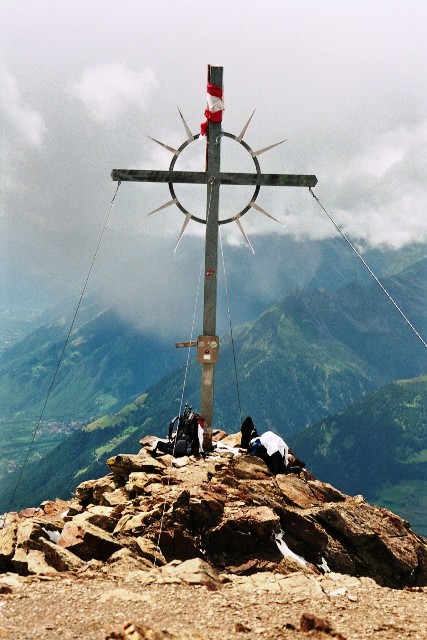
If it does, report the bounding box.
[201,65,222,451]
[111,65,317,451]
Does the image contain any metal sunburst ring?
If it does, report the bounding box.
[167,133,261,225]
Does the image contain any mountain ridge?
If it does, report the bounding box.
[0,307,184,420]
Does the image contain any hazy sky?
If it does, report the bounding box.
[1,0,426,334]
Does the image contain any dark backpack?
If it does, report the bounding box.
[159,411,203,457]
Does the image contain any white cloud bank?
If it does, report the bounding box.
[69,62,159,122]
[0,65,46,146]
[1,0,426,323]
[331,120,427,248]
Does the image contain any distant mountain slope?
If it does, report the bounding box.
[0,308,183,419]
[2,258,425,513]
[370,480,427,539]
[291,375,427,535]
[0,389,167,511]
[213,257,427,430]
[1,241,424,423]
[214,238,426,331]
[283,258,425,381]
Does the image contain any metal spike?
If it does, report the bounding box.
[148,136,180,155]
[236,109,256,142]
[174,214,192,253]
[250,140,287,157]
[177,107,194,142]
[250,201,283,225]
[235,217,255,254]
[145,198,178,217]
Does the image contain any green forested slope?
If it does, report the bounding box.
[0,308,182,419]
[291,375,427,534]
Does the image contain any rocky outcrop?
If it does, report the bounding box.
[1,434,427,588]
[58,520,123,561]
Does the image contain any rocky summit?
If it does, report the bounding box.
[1,431,427,639]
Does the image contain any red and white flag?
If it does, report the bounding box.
[201,83,224,136]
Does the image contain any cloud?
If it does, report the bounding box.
[328,120,427,248]
[69,62,159,122]
[0,65,46,146]
[1,0,426,330]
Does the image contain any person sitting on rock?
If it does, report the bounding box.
[248,430,289,475]
[240,417,306,477]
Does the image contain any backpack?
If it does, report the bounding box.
[159,408,204,457]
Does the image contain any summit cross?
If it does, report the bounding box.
[111,65,317,450]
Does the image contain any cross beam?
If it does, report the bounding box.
[111,65,317,450]
[111,170,317,188]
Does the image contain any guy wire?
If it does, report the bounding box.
[177,174,214,421]
[2,182,121,521]
[309,187,427,350]
[177,256,204,422]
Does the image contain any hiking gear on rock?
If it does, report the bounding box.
[156,407,204,457]
[248,438,287,475]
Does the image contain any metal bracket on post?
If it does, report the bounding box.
[175,340,198,349]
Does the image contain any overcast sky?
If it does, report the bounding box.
[1,0,426,334]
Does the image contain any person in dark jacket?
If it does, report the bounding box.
[240,416,258,449]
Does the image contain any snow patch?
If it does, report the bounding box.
[214,442,241,455]
[42,528,61,543]
[328,587,348,597]
[274,530,307,567]
[317,556,331,573]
